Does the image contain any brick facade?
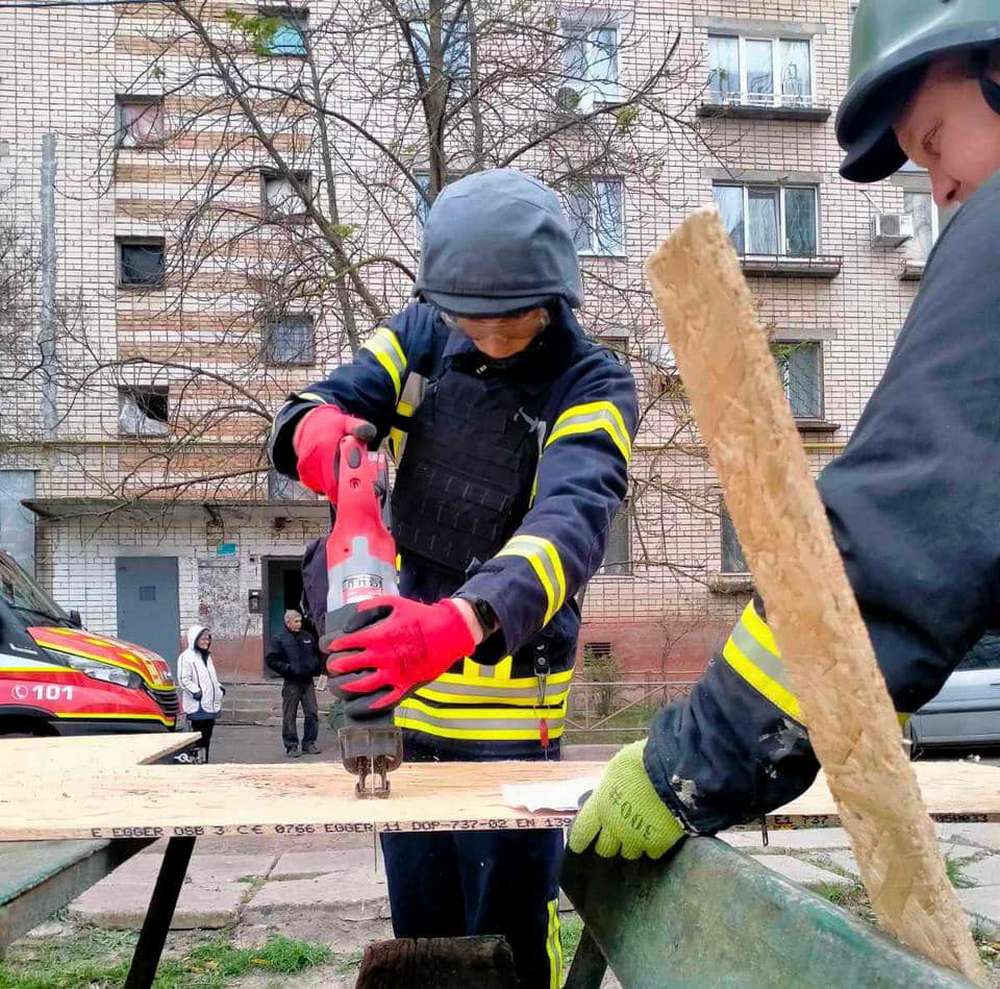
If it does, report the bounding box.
[1,2,936,679]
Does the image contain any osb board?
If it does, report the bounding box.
[0,747,997,842]
[1,733,197,777]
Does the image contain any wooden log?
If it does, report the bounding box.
[644,206,986,984]
[354,936,518,989]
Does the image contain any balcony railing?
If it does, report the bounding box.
[738,253,843,279]
[698,91,832,123]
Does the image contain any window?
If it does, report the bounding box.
[599,503,630,575]
[119,386,169,437]
[116,96,165,148]
[414,172,431,229]
[565,179,624,256]
[411,16,470,81]
[267,469,317,501]
[720,507,748,575]
[262,170,311,219]
[957,632,1000,671]
[707,34,813,107]
[259,6,307,56]
[713,184,818,258]
[563,20,619,106]
[117,237,165,288]
[772,341,823,419]
[903,191,959,260]
[264,314,315,365]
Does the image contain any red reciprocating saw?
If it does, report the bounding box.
[320,432,403,798]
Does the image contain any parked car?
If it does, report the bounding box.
[909,632,1000,756]
[0,550,178,736]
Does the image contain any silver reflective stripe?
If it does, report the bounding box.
[729,621,795,696]
[396,707,565,733]
[399,371,426,413]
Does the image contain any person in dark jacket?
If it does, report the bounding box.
[265,609,323,757]
[269,168,637,989]
[571,0,1000,860]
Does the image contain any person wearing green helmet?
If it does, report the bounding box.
[570,0,1000,862]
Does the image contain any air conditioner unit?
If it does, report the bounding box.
[871,212,914,247]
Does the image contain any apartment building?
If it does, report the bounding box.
[0,1,944,679]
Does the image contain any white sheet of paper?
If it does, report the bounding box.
[502,777,600,814]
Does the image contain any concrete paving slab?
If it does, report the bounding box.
[750,854,855,888]
[104,852,276,886]
[958,887,1000,935]
[963,855,1000,887]
[819,851,860,878]
[272,851,351,880]
[937,822,1000,851]
[245,874,389,921]
[69,880,245,929]
[721,827,852,851]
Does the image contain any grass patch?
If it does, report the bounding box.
[565,703,660,746]
[0,932,330,989]
[332,949,364,977]
[560,915,584,970]
[944,854,976,889]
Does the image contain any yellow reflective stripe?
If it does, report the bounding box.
[742,599,780,656]
[388,427,405,462]
[722,601,801,722]
[361,327,407,399]
[397,400,415,417]
[546,401,631,463]
[496,534,566,624]
[462,655,514,680]
[414,684,571,707]
[395,696,567,741]
[547,899,562,989]
[898,712,910,728]
[722,636,801,722]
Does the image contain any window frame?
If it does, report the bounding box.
[263,313,316,367]
[566,177,626,258]
[561,17,621,106]
[713,182,820,259]
[115,95,166,150]
[707,33,816,109]
[118,385,169,438]
[598,499,631,576]
[267,468,318,501]
[258,4,309,57]
[116,236,166,290]
[772,339,825,420]
[720,504,749,576]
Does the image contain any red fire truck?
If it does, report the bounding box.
[0,551,178,735]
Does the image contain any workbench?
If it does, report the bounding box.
[2,735,998,987]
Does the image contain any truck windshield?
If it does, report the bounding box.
[0,553,70,626]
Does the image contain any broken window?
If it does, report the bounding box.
[119,386,169,437]
[118,238,165,288]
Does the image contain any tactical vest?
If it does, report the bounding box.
[388,346,579,757]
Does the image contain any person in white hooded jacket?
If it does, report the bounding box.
[176,625,225,763]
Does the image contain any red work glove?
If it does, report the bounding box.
[292,405,376,499]
[326,597,477,713]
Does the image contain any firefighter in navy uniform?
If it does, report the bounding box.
[269,168,637,987]
[570,0,1000,862]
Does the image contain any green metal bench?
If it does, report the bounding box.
[561,838,978,988]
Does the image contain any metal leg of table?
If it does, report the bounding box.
[123,837,196,989]
[563,926,608,989]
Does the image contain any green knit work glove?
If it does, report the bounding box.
[568,740,686,860]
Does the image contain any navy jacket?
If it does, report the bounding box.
[645,172,1000,833]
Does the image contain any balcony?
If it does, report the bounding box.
[698,92,832,123]
[738,254,843,280]
[899,258,926,282]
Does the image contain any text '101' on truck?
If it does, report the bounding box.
[0,551,178,736]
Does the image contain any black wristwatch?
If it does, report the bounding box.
[456,596,498,637]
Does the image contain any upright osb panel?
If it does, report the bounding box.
[645,206,985,985]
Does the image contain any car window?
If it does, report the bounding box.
[957,632,1000,671]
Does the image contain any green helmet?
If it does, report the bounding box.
[837,0,1000,183]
